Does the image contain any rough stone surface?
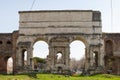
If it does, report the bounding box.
[17,10,103,73]
[0,10,119,75]
[0,31,18,74]
[103,33,120,74]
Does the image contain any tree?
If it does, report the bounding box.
[33,57,46,70]
[70,58,85,72]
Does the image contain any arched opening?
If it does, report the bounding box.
[70,40,86,72]
[105,40,114,73]
[56,52,63,73]
[56,52,62,64]
[93,51,98,67]
[33,40,49,70]
[22,49,27,66]
[105,40,113,56]
[7,57,13,74]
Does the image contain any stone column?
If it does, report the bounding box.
[17,47,22,67]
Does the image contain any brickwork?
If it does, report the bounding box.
[103,33,120,74]
[0,31,18,74]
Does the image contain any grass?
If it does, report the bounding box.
[0,73,119,80]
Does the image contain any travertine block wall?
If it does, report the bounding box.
[19,10,101,35]
[17,10,103,72]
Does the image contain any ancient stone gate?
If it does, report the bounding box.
[0,10,120,74]
[16,10,104,73]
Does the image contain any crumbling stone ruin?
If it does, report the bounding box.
[0,10,119,75]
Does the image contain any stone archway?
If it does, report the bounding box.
[2,56,13,74]
[16,10,104,73]
[1,10,120,75]
[33,40,49,58]
[7,57,13,74]
[32,40,49,70]
[69,40,86,72]
[46,36,70,72]
[105,40,114,73]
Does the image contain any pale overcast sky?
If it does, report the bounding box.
[0,0,120,33]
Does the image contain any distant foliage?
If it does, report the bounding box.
[33,57,46,64]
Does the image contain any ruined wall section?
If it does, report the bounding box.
[103,33,120,75]
[17,10,104,72]
[0,31,18,73]
[104,33,120,57]
[0,33,13,73]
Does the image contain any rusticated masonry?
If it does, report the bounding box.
[0,10,119,75]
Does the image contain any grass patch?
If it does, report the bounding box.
[0,74,119,80]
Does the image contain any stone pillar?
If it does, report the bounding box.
[90,50,93,67]
[85,47,90,70]
[48,46,55,70]
[99,41,104,67]
[27,47,33,69]
[65,46,70,70]
[17,47,22,67]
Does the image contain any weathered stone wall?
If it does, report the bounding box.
[0,10,119,75]
[12,31,19,73]
[17,10,103,73]
[103,33,120,75]
[0,33,13,73]
[0,31,18,74]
